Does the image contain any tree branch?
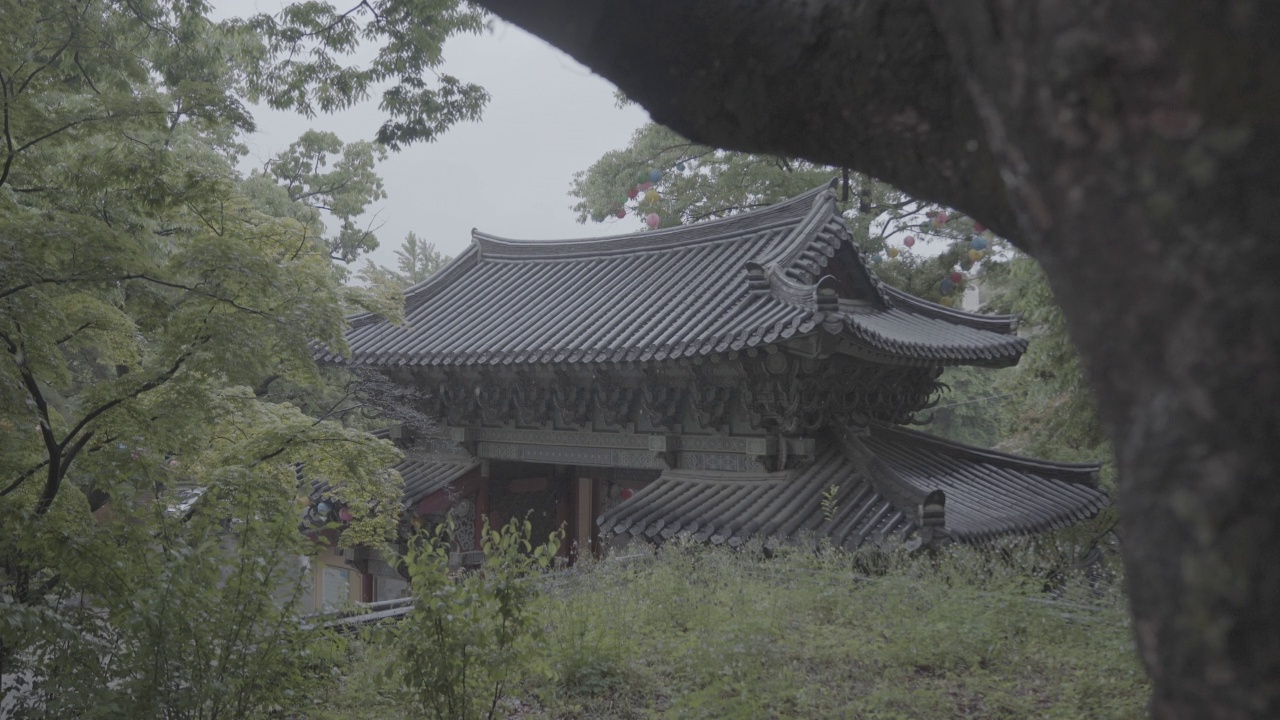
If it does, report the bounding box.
[475,0,1018,235]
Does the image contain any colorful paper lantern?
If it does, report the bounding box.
[636,170,649,184]
[887,247,900,258]
[615,208,626,219]
[645,213,660,229]
[627,187,639,199]
[971,235,987,250]
[338,507,353,523]
[648,169,661,182]
[940,278,955,295]
[621,488,635,500]
[973,222,986,233]
[903,236,916,248]
[644,189,660,204]
[676,162,686,171]
[316,501,331,515]
[949,271,963,284]
[969,249,985,261]
[639,181,654,191]
[932,211,949,226]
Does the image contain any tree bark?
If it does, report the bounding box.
[477,1,1280,716]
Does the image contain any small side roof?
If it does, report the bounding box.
[598,424,1107,548]
[323,182,1026,369]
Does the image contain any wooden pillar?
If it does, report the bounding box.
[475,463,490,549]
[575,475,593,559]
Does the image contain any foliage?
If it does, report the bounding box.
[526,540,1143,719]
[308,540,1146,719]
[984,256,1112,467]
[234,0,491,150]
[570,122,998,307]
[358,231,452,293]
[245,129,390,264]
[0,0,485,714]
[0,458,352,719]
[385,517,562,720]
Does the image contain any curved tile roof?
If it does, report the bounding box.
[326,181,1026,368]
[598,426,1108,548]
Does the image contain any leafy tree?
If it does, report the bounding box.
[386,517,561,720]
[234,0,490,150]
[0,0,486,714]
[358,231,452,293]
[246,130,389,264]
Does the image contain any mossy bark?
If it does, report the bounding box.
[478,1,1280,716]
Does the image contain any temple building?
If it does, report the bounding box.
[319,181,1107,561]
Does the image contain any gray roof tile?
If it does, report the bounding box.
[324,182,1026,368]
[598,424,1107,548]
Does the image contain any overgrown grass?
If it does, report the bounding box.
[312,539,1148,719]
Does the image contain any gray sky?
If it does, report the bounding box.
[217,2,651,270]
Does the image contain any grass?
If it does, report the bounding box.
[311,538,1149,719]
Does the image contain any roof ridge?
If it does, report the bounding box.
[866,421,1102,486]
[471,180,835,261]
[880,285,1019,334]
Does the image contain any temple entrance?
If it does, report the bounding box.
[476,462,661,563]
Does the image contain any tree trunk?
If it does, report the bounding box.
[476,1,1280,716]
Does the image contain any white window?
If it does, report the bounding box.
[321,565,350,611]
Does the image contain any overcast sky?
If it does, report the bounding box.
[215,2,651,271]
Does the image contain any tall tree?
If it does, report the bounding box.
[474,2,1280,716]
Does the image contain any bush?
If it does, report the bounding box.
[385,517,561,720]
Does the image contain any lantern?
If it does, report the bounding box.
[627,187,639,199]
[971,235,987,250]
[903,236,916,248]
[615,208,626,219]
[973,222,986,233]
[316,501,331,515]
[676,162,686,171]
[940,277,955,295]
[887,247,901,258]
[933,211,949,226]
[621,488,635,500]
[949,271,963,284]
[645,213,660,229]
[636,170,649,184]
[648,169,661,182]
[338,507,353,523]
[969,249,984,261]
[644,189,660,204]
[639,181,654,191]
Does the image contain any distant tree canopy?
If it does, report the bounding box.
[359,231,453,294]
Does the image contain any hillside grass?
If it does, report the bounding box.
[315,539,1149,719]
